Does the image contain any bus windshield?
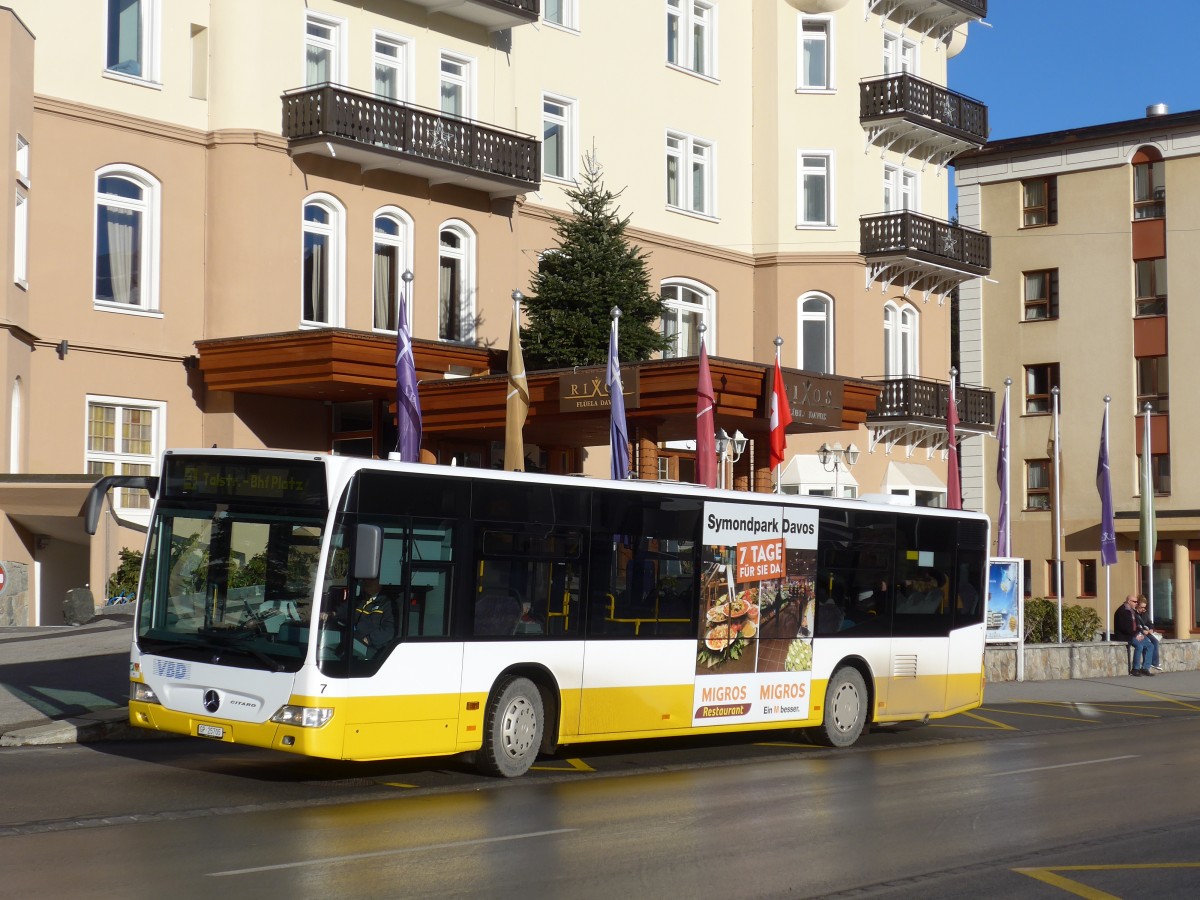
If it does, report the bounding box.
[136,504,325,672]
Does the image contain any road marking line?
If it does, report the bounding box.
[531,758,595,772]
[208,828,579,876]
[931,711,1017,731]
[986,754,1136,778]
[1015,863,1200,899]
[979,707,1115,724]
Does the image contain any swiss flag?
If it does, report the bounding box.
[769,357,792,471]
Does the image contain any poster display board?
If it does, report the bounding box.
[985,558,1023,644]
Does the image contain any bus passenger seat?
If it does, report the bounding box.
[474,594,521,636]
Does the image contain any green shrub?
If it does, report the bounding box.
[105,547,143,601]
[1023,597,1102,643]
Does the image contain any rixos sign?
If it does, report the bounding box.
[763,372,844,427]
[558,368,640,413]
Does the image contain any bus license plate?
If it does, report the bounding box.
[197,723,224,739]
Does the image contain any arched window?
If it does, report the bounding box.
[661,278,716,357]
[94,165,160,311]
[373,208,413,331]
[302,194,344,326]
[883,301,918,378]
[797,292,833,373]
[438,220,475,342]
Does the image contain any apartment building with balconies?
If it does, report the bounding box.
[0,0,990,625]
[955,104,1200,636]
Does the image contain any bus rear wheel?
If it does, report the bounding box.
[478,676,544,778]
[812,666,868,748]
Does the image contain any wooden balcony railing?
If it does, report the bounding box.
[868,377,995,429]
[282,85,539,193]
[860,73,988,145]
[860,211,991,276]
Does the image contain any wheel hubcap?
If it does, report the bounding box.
[502,697,536,758]
[832,682,861,733]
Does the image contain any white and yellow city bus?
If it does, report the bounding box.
[86,448,988,777]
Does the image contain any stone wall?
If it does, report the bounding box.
[985,639,1200,682]
[0,561,29,626]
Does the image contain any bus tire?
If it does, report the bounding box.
[478,676,544,778]
[813,666,868,748]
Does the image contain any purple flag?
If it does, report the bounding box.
[394,299,422,462]
[607,313,630,480]
[1097,406,1117,565]
[996,389,1009,556]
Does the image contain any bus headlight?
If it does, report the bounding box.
[270,705,334,728]
[130,682,160,704]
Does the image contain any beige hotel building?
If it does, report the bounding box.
[1,0,992,625]
[956,105,1200,637]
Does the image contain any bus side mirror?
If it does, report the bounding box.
[353,524,382,581]
[83,475,160,535]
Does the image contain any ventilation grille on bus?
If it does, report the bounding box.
[892,655,918,679]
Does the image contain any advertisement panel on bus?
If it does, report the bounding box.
[693,502,819,727]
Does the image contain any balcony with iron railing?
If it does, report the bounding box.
[868,378,994,429]
[860,210,990,296]
[401,0,539,30]
[282,85,539,198]
[860,73,988,165]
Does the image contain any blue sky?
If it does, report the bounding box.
[948,1,1200,140]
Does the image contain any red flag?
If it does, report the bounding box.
[946,378,961,510]
[696,340,717,488]
[769,357,792,472]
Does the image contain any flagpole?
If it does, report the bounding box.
[774,337,784,494]
[1103,396,1112,642]
[1051,385,1062,644]
[1002,377,1012,556]
[1143,401,1155,620]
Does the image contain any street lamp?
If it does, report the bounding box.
[715,428,748,490]
[817,441,859,498]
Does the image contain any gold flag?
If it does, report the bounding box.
[505,305,529,471]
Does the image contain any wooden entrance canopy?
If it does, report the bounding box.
[194,329,882,488]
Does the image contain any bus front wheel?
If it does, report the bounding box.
[479,676,544,777]
[813,667,868,748]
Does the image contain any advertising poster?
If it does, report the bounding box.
[693,502,818,727]
[985,558,1023,643]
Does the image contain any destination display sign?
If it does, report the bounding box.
[163,456,327,507]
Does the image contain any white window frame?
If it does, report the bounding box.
[882,32,917,75]
[105,0,161,85]
[304,11,346,87]
[373,32,413,102]
[883,164,918,212]
[666,130,716,219]
[666,0,717,80]
[660,278,716,358]
[438,219,476,343]
[16,134,29,187]
[543,0,579,31]
[542,92,577,183]
[439,51,475,120]
[883,300,919,378]
[300,193,346,328]
[14,189,28,289]
[798,15,834,92]
[797,291,833,374]
[797,150,834,228]
[372,206,414,333]
[93,164,161,314]
[84,394,166,520]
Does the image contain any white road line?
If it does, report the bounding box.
[209,827,578,877]
[986,754,1137,778]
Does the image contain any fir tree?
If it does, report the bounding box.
[521,154,671,368]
